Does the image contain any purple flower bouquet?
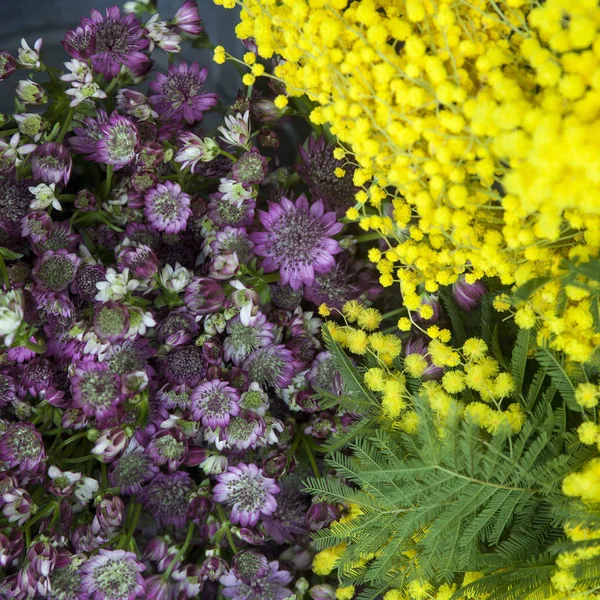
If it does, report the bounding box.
[0,2,379,598]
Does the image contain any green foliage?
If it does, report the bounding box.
[308,319,600,599]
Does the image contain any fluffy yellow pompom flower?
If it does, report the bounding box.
[243,51,256,65]
[274,95,288,108]
[318,304,331,317]
[462,338,488,360]
[242,73,256,86]
[405,353,428,378]
[398,317,412,331]
[336,586,355,600]
[364,368,386,392]
[442,371,466,394]
[343,300,363,322]
[312,543,347,575]
[357,308,382,331]
[493,294,512,312]
[577,422,599,445]
[213,45,226,64]
[347,329,368,354]
[514,306,536,329]
[575,383,599,408]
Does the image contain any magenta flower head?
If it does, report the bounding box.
[191,379,240,429]
[149,62,218,124]
[95,113,139,169]
[251,194,343,290]
[32,249,80,292]
[69,110,109,156]
[163,345,207,388]
[243,344,299,389]
[70,361,122,419]
[0,422,44,473]
[453,275,487,312]
[219,559,293,599]
[92,494,125,536]
[213,463,280,527]
[69,6,150,80]
[145,429,188,471]
[144,181,191,234]
[31,142,72,187]
[172,1,203,35]
[81,549,146,600]
[0,51,16,80]
[224,312,276,366]
[117,241,159,279]
[93,301,130,342]
[62,21,96,60]
[139,471,193,528]
[183,276,225,316]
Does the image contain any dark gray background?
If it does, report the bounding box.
[0,0,242,112]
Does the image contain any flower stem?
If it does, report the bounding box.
[119,501,142,550]
[24,338,47,354]
[302,435,321,478]
[356,232,384,242]
[216,504,238,554]
[262,272,280,284]
[56,106,74,143]
[381,307,405,320]
[104,165,113,198]
[0,254,9,289]
[219,149,238,163]
[162,521,196,581]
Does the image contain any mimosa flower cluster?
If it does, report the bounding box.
[0,3,381,599]
[213,0,600,366]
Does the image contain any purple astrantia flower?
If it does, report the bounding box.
[68,6,150,80]
[95,114,139,169]
[210,227,254,264]
[47,551,88,600]
[453,276,487,312]
[224,312,276,365]
[117,242,158,279]
[243,344,298,389]
[232,148,268,185]
[163,345,207,387]
[139,471,193,528]
[70,361,122,418]
[21,211,52,244]
[93,301,130,342]
[105,338,155,376]
[0,370,16,407]
[32,250,80,292]
[213,463,279,527]
[2,487,34,525]
[72,264,106,301]
[191,379,240,429]
[305,501,340,532]
[207,185,256,228]
[171,1,203,35]
[145,429,188,471]
[183,277,225,316]
[144,181,191,234]
[217,411,266,452]
[31,143,72,187]
[174,132,220,172]
[156,308,198,347]
[296,135,357,217]
[219,560,293,600]
[109,439,159,494]
[92,494,125,536]
[0,528,23,568]
[20,358,53,395]
[303,261,365,310]
[149,62,218,125]
[261,486,308,544]
[0,422,45,472]
[81,549,146,600]
[69,110,109,156]
[91,427,128,463]
[232,551,270,584]
[0,178,33,236]
[0,51,16,80]
[307,352,343,397]
[251,195,343,290]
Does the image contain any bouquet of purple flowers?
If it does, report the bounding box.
[0,2,379,598]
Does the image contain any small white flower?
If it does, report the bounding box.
[0,132,36,170]
[13,113,45,142]
[48,465,82,490]
[159,263,191,294]
[203,313,227,335]
[218,110,251,149]
[29,182,62,211]
[65,73,107,107]
[145,14,182,53]
[60,58,91,83]
[0,289,25,347]
[175,134,220,172]
[125,306,156,338]
[200,454,228,475]
[81,331,111,359]
[74,476,99,505]
[95,268,140,302]
[262,418,284,445]
[230,280,259,326]
[17,38,43,69]
[218,178,254,205]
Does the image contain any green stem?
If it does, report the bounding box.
[0,128,19,137]
[104,165,113,198]
[381,307,405,320]
[219,149,238,163]
[0,254,9,289]
[356,232,384,242]
[162,521,196,581]
[119,501,142,550]
[24,338,47,354]
[216,505,239,554]
[56,430,88,451]
[56,107,74,143]
[104,77,120,96]
[262,272,280,284]
[302,435,321,478]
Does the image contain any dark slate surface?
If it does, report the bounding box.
[0,0,242,112]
